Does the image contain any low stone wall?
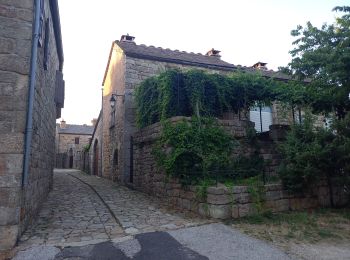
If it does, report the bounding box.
[164,183,320,219]
[136,180,348,220]
[132,117,349,220]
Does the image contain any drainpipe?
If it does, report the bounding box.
[22,0,41,187]
[100,87,103,177]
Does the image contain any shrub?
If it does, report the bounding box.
[278,112,350,206]
[153,117,235,185]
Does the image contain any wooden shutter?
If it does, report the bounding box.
[43,18,50,70]
[55,70,65,107]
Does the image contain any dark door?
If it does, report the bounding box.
[93,140,99,175]
[69,148,73,168]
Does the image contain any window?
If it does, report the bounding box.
[54,70,65,118]
[110,109,116,128]
[249,106,273,132]
[293,107,303,124]
[113,149,118,166]
[75,137,79,144]
[43,18,50,70]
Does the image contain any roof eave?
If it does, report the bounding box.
[123,52,237,71]
[49,0,64,71]
[102,42,119,86]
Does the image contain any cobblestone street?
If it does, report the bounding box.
[18,169,210,250]
[13,169,294,260]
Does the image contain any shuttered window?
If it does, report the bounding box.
[55,70,65,118]
[43,18,50,70]
[249,106,273,132]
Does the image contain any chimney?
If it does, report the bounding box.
[91,118,97,127]
[205,48,221,58]
[120,34,135,43]
[60,119,66,129]
[252,62,268,70]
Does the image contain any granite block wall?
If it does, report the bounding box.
[0,0,63,252]
[132,117,349,220]
[0,0,34,251]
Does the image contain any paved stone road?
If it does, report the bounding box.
[19,170,123,248]
[14,169,292,259]
[18,169,210,250]
[67,170,211,234]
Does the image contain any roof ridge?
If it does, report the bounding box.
[123,41,210,58]
[64,124,93,127]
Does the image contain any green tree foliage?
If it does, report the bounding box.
[281,6,350,118]
[278,113,350,207]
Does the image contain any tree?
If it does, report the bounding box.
[278,112,350,207]
[282,6,350,118]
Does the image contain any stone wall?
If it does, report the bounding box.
[89,115,102,176]
[0,0,63,252]
[132,116,253,190]
[20,0,62,235]
[165,180,348,220]
[0,0,34,251]
[56,133,92,168]
[132,117,349,220]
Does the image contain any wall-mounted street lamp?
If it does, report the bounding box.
[109,93,125,109]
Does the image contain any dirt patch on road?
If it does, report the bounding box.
[229,208,350,259]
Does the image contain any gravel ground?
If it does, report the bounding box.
[285,242,350,260]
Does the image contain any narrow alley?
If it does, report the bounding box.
[12,169,291,260]
[18,169,210,248]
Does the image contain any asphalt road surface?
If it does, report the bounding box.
[14,223,291,260]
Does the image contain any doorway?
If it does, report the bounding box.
[69,148,73,168]
[93,140,99,175]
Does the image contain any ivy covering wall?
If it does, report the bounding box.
[135,69,284,185]
[135,69,283,128]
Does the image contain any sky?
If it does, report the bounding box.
[57,0,349,125]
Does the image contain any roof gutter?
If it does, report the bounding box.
[22,0,41,187]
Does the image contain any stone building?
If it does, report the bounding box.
[0,0,64,253]
[93,35,293,185]
[89,111,103,176]
[55,120,94,169]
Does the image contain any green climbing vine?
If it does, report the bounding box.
[153,117,235,186]
[135,69,282,128]
[246,177,266,214]
[135,69,286,190]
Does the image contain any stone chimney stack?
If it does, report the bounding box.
[120,34,135,43]
[60,119,66,129]
[205,48,221,58]
[91,118,97,127]
[252,62,268,70]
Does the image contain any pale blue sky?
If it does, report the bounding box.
[57,0,349,125]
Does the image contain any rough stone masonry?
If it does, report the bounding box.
[0,0,64,254]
